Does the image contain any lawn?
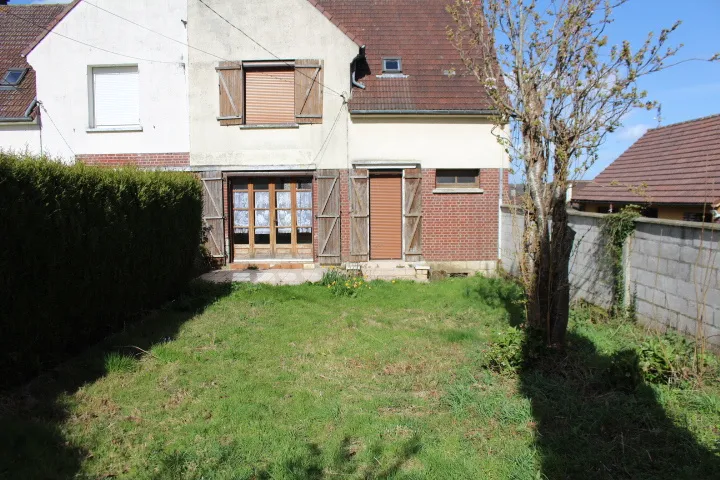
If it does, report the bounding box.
[1,277,719,479]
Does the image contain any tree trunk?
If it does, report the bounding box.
[547,195,575,346]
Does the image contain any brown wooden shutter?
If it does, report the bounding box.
[200,171,226,259]
[403,169,423,262]
[217,62,243,126]
[370,174,403,260]
[316,170,341,264]
[350,170,369,262]
[245,68,295,125]
[295,59,323,124]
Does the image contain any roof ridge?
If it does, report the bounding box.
[648,113,720,131]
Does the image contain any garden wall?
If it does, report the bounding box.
[501,206,720,345]
[0,154,203,388]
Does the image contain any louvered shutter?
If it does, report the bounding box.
[245,68,295,125]
[295,59,323,124]
[217,62,243,126]
[350,170,369,262]
[92,66,139,127]
[403,169,423,262]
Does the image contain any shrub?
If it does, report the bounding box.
[0,153,202,388]
[637,333,718,387]
[469,275,524,309]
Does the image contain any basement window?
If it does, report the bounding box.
[436,169,480,188]
[1,68,27,87]
[382,58,402,73]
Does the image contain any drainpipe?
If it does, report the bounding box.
[351,45,366,89]
[0,99,38,123]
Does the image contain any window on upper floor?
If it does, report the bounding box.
[382,58,402,73]
[1,68,27,88]
[89,65,141,130]
[216,60,324,127]
[436,169,480,188]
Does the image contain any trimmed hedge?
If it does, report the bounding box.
[0,153,203,388]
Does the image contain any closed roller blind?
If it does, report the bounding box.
[93,66,140,127]
[370,175,403,260]
[245,68,295,125]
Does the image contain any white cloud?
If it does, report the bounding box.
[617,123,650,141]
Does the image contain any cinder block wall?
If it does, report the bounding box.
[501,206,720,344]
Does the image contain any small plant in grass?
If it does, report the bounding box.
[104,352,137,374]
[481,326,545,373]
[637,333,719,387]
[320,269,369,297]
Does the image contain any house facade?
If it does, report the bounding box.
[573,114,720,222]
[13,0,509,273]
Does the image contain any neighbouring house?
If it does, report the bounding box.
[573,114,720,222]
[13,0,510,273]
[19,0,190,166]
[0,2,65,154]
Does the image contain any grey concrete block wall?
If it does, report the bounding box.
[500,206,720,345]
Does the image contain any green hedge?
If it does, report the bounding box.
[0,153,203,388]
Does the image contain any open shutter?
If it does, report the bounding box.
[403,169,423,262]
[295,59,323,124]
[200,171,226,259]
[217,62,243,126]
[350,170,369,262]
[316,170,341,264]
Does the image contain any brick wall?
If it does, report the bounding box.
[421,168,507,261]
[76,152,190,168]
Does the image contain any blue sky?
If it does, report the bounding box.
[11,1,720,179]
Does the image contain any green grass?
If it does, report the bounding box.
[1,277,719,479]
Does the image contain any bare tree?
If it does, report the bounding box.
[447,0,718,346]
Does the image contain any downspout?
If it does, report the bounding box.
[0,99,38,123]
[351,45,366,89]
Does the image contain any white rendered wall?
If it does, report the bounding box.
[0,124,41,156]
[26,0,190,162]
[187,0,358,169]
[349,116,510,169]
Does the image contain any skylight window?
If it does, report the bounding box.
[382,58,402,73]
[1,69,27,86]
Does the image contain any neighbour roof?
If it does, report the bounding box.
[312,0,496,113]
[0,3,66,120]
[574,114,720,206]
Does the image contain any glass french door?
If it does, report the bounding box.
[232,177,313,260]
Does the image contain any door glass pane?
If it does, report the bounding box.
[297,228,312,244]
[275,178,292,190]
[234,210,249,227]
[456,175,477,184]
[255,191,270,209]
[277,209,292,227]
[298,178,312,190]
[296,191,312,209]
[233,180,248,190]
[255,210,270,227]
[255,231,270,244]
[254,180,269,190]
[233,192,249,209]
[276,192,291,209]
[234,228,249,244]
[297,209,312,227]
[276,229,292,244]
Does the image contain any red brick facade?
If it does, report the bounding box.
[76,153,190,168]
[220,168,507,265]
[421,168,508,262]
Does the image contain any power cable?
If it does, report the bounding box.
[37,101,75,157]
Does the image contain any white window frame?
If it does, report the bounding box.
[87,65,142,133]
[382,58,402,73]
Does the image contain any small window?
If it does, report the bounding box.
[436,169,480,188]
[382,58,402,73]
[1,68,27,87]
[683,212,712,222]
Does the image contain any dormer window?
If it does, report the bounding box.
[1,68,27,87]
[382,58,402,73]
